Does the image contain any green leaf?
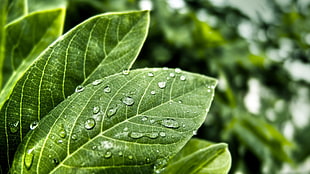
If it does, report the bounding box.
[161,138,231,174]
[0,0,8,89]
[228,115,294,163]
[7,0,27,23]
[11,68,217,173]
[27,0,67,14]
[2,8,66,89]
[0,10,149,172]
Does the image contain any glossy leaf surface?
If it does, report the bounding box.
[0,10,149,172]
[11,68,217,173]
[161,138,231,174]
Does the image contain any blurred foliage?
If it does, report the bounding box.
[62,0,310,173]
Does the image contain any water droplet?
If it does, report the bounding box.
[159,132,166,137]
[150,91,156,95]
[122,70,130,75]
[92,146,97,150]
[146,158,151,163]
[52,158,59,165]
[92,79,102,86]
[75,85,84,93]
[93,106,100,114]
[141,116,148,121]
[128,132,144,139]
[9,121,19,133]
[192,130,197,135]
[150,119,155,124]
[30,121,38,130]
[207,89,211,92]
[123,127,129,132]
[163,67,169,70]
[104,151,112,158]
[59,129,66,138]
[175,68,182,73]
[128,155,133,160]
[147,132,159,139]
[148,72,154,77]
[161,119,180,129]
[178,100,182,104]
[158,82,166,89]
[84,118,96,130]
[57,139,63,144]
[71,134,77,140]
[180,75,186,81]
[107,106,118,117]
[24,148,34,170]
[169,73,175,78]
[103,86,111,93]
[118,151,123,156]
[122,96,135,106]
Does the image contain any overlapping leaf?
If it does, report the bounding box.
[2,8,65,89]
[161,138,231,174]
[11,68,217,173]
[0,11,149,172]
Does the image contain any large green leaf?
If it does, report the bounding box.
[161,138,231,174]
[11,68,217,173]
[2,8,66,90]
[0,11,149,172]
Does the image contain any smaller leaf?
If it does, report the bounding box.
[160,138,231,174]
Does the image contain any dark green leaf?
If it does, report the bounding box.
[2,8,65,89]
[11,68,217,173]
[0,0,8,89]
[7,0,26,23]
[0,11,149,172]
[161,138,231,174]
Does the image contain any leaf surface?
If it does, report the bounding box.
[7,0,26,23]
[2,8,65,89]
[0,0,8,89]
[11,68,217,173]
[0,11,149,172]
[161,138,231,174]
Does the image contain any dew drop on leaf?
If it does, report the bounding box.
[169,72,175,78]
[92,79,103,86]
[57,139,63,144]
[141,116,148,121]
[59,129,66,138]
[180,75,186,81]
[150,90,156,95]
[123,127,129,132]
[175,68,182,73]
[52,158,59,165]
[84,118,96,130]
[147,132,159,139]
[24,148,34,170]
[148,72,154,77]
[9,121,19,133]
[122,69,130,75]
[159,132,166,137]
[207,89,211,93]
[118,151,123,156]
[128,155,133,160]
[163,67,169,70]
[160,118,180,129]
[71,134,77,140]
[107,106,118,117]
[104,151,112,159]
[192,130,198,135]
[30,121,39,130]
[157,81,166,89]
[93,106,100,114]
[75,85,84,93]
[178,100,182,104]
[146,158,151,164]
[103,86,111,93]
[128,132,144,139]
[122,96,135,106]
[92,146,97,150]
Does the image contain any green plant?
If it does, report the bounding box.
[0,1,231,173]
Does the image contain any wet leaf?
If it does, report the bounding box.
[11,68,217,173]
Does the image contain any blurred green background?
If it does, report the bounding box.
[64,0,310,173]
